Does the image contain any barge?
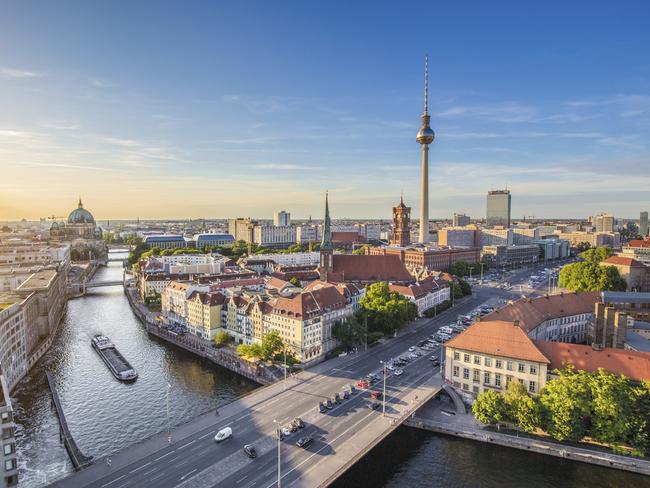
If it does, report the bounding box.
[91,335,138,381]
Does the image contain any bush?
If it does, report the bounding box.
[214,330,233,348]
[367,331,384,344]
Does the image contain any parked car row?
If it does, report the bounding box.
[318,385,358,413]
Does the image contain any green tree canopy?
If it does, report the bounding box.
[214,330,233,348]
[332,315,366,349]
[473,390,508,428]
[359,282,418,335]
[289,277,301,287]
[261,331,284,359]
[558,262,626,292]
[579,246,613,263]
[539,366,592,442]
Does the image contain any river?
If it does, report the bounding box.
[11,253,650,487]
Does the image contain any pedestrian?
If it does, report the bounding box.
[106,457,112,468]
[215,408,219,416]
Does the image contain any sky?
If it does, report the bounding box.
[1,1,650,221]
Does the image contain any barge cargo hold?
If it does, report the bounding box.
[91,335,138,381]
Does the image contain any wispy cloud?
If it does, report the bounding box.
[101,136,140,147]
[0,129,32,138]
[437,102,539,123]
[0,67,42,78]
[251,163,315,170]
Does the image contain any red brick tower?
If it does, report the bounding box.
[391,196,411,247]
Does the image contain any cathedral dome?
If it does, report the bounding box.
[68,198,95,224]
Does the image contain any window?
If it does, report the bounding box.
[473,370,480,383]
[484,358,492,367]
[518,363,525,373]
[462,383,469,391]
[5,459,16,471]
[3,443,12,455]
[506,361,513,371]
[495,359,502,369]
[530,365,537,374]
[453,366,459,377]
[464,353,470,362]
[453,351,460,360]
[484,372,490,385]
[495,374,501,387]
[474,355,481,365]
[473,386,479,394]
[463,368,469,380]
[529,381,536,393]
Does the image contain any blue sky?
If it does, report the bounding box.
[1,1,649,220]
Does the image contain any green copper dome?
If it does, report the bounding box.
[68,198,95,224]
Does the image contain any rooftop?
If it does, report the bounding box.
[482,291,599,334]
[601,291,650,305]
[446,320,550,364]
[16,269,58,291]
[625,330,650,353]
[601,256,646,267]
[534,341,650,382]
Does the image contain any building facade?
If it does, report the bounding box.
[273,211,291,227]
[438,227,477,248]
[452,213,470,227]
[486,190,511,228]
[194,234,235,248]
[641,211,649,237]
[594,213,615,233]
[253,225,296,248]
[143,235,187,249]
[0,369,18,487]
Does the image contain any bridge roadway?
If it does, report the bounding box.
[49,292,493,488]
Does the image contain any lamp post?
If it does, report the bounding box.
[272,419,281,488]
[480,262,485,284]
[284,348,287,390]
[379,361,387,417]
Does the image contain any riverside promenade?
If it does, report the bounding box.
[406,390,650,476]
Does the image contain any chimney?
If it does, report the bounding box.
[513,319,520,327]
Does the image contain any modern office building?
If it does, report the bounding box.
[194,233,235,248]
[452,213,470,227]
[479,228,513,247]
[295,224,320,244]
[253,225,296,248]
[228,218,258,243]
[533,238,570,261]
[142,235,187,249]
[594,213,615,233]
[273,211,291,227]
[486,189,511,228]
[641,211,649,237]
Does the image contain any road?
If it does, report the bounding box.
[51,290,501,488]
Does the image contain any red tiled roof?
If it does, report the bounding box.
[601,256,646,267]
[389,275,447,299]
[446,320,550,364]
[627,238,650,248]
[329,254,412,283]
[274,285,347,319]
[482,292,599,334]
[534,341,650,381]
[331,231,362,243]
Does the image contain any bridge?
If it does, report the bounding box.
[48,293,490,488]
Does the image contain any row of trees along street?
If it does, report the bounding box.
[473,366,650,457]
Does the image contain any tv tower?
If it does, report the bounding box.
[416,55,435,244]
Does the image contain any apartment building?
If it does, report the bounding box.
[253,225,296,248]
[0,369,18,487]
[143,235,187,249]
[479,228,513,247]
[389,275,451,316]
[482,292,599,343]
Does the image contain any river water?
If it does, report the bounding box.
[11,253,650,487]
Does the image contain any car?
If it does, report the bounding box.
[293,417,305,429]
[342,390,350,400]
[387,364,395,371]
[394,369,404,376]
[281,427,292,437]
[288,423,298,433]
[409,353,418,359]
[370,401,381,410]
[350,385,357,395]
[326,399,333,409]
[430,357,440,366]
[296,436,313,448]
[214,427,233,442]
[318,402,326,413]
[408,346,416,352]
[417,340,427,347]
[357,379,369,389]
[370,390,382,400]
[334,393,341,404]
[243,444,257,458]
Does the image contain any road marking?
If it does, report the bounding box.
[129,461,151,473]
[179,468,197,481]
[198,429,216,440]
[152,451,173,462]
[236,474,249,483]
[178,439,196,449]
[100,474,126,487]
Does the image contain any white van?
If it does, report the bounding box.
[439,326,454,335]
[214,427,233,442]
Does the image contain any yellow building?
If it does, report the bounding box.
[444,320,550,398]
[186,291,224,339]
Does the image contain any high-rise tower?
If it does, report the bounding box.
[416,55,435,243]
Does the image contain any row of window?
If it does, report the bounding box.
[454,352,537,374]
[453,366,537,392]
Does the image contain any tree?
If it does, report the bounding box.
[574,242,592,253]
[457,278,472,296]
[504,382,540,433]
[473,390,508,429]
[289,277,301,287]
[588,369,635,445]
[539,366,592,442]
[448,261,470,277]
[359,282,418,335]
[452,282,463,299]
[332,315,366,349]
[214,330,232,348]
[579,246,613,263]
[261,331,284,359]
[353,246,367,255]
[558,261,627,292]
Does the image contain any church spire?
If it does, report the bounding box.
[320,191,332,250]
[78,197,83,208]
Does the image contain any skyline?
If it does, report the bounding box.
[2,1,650,220]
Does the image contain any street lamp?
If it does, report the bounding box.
[272,419,281,488]
[379,361,387,417]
